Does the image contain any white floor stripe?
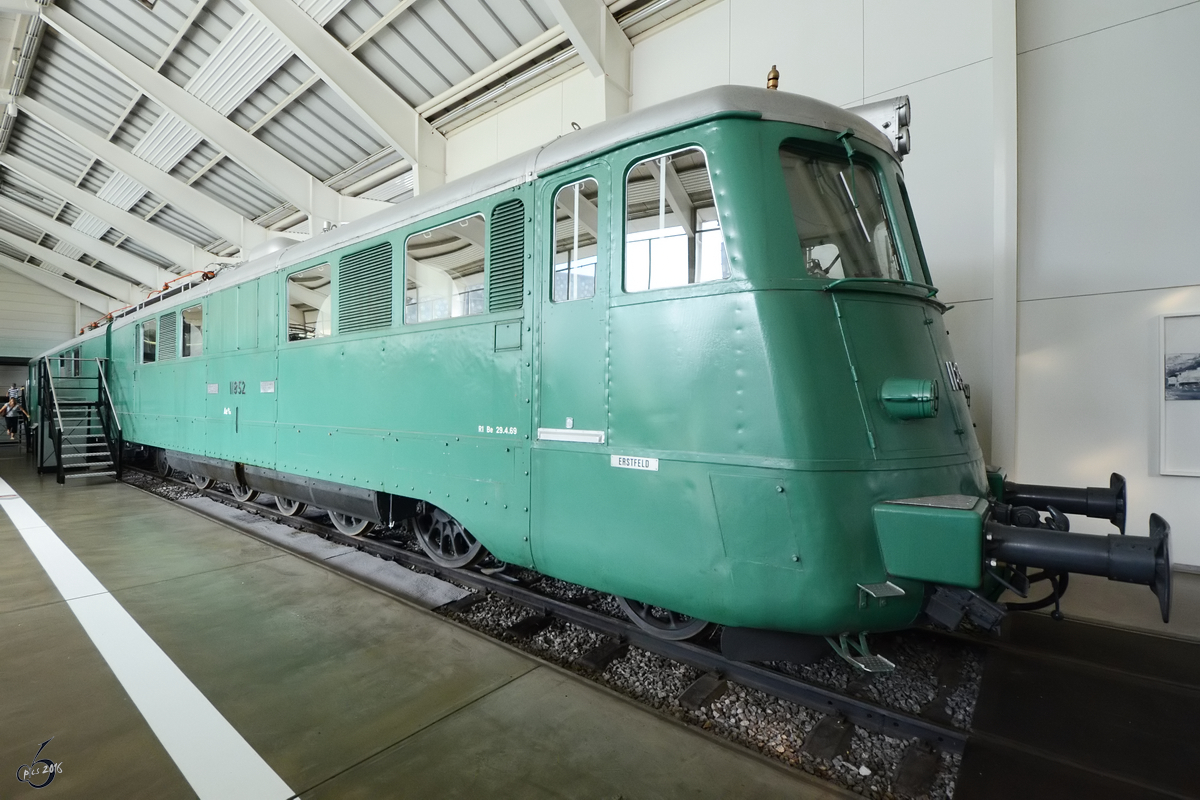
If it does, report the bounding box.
[0,478,294,800]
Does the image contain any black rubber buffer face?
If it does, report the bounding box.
[1149,513,1172,624]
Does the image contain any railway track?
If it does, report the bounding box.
[124,466,973,797]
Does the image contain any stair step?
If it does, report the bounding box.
[61,455,112,462]
[64,471,116,479]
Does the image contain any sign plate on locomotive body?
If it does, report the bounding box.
[610,455,659,471]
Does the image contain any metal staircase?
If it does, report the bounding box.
[37,357,123,484]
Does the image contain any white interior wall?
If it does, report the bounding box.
[0,267,81,360]
[438,1,1200,566]
[1016,1,1200,565]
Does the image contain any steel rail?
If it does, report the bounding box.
[126,467,968,754]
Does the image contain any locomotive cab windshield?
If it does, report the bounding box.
[779,146,905,282]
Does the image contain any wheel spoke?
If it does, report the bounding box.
[616,596,709,641]
[413,506,484,568]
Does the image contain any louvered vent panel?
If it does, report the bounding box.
[489,199,525,312]
[159,313,178,361]
[338,242,393,333]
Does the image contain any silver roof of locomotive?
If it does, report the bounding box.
[45,86,895,353]
[245,85,897,281]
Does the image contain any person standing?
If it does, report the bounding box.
[4,395,29,441]
[7,383,19,402]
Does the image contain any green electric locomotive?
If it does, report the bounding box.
[31,86,1170,670]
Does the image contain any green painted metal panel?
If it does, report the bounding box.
[238,282,259,351]
[494,322,521,351]
[834,295,969,458]
[710,474,801,565]
[873,499,986,588]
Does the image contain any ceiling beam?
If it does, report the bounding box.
[240,0,446,196]
[542,0,630,119]
[0,0,39,13]
[554,186,599,239]
[647,159,695,236]
[0,196,173,289]
[16,97,268,251]
[0,153,236,272]
[0,253,123,314]
[41,6,388,228]
[0,229,139,303]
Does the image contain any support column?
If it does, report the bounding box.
[991,0,1019,469]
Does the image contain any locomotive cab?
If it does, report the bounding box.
[528,89,1172,667]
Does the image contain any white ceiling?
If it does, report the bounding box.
[0,0,701,311]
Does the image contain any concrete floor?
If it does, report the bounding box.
[1017,569,1200,641]
[0,444,850,799]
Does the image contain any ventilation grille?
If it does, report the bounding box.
[158,312,177,361]
[488,199,525,312]
[338,242,393,333]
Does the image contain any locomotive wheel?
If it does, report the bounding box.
[276,496,307,516]
[615,596,711,641]
[230,483,259,503]
[330,512,372,536]
[154,449,173,478]
[414,507,484,568]
[191,474,215,490]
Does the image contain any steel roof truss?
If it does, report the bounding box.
[42,5,385,227]
[241,0,446,196]
[16,96,268,251]
[0,227,139,303]
[0,195,173,290]
[1,153,235,272]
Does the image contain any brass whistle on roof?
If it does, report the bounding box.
[767,65,779,90]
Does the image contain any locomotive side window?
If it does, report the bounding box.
[779,147,903,281]
[287,263,331,341]
[552,179,599,302]
[624,147,729,292]
[140,318,157,363]
[404,213,486,323]
[181,304,203,357]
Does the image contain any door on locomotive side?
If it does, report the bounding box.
[205,278,280,465]
[536,165,611,445]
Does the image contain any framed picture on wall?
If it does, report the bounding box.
[1160,313,1200,476]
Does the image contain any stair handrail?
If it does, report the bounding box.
[39,357,66,484]
[45,359,64,434]
[95,357,123,479]
[95,357,120,434]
